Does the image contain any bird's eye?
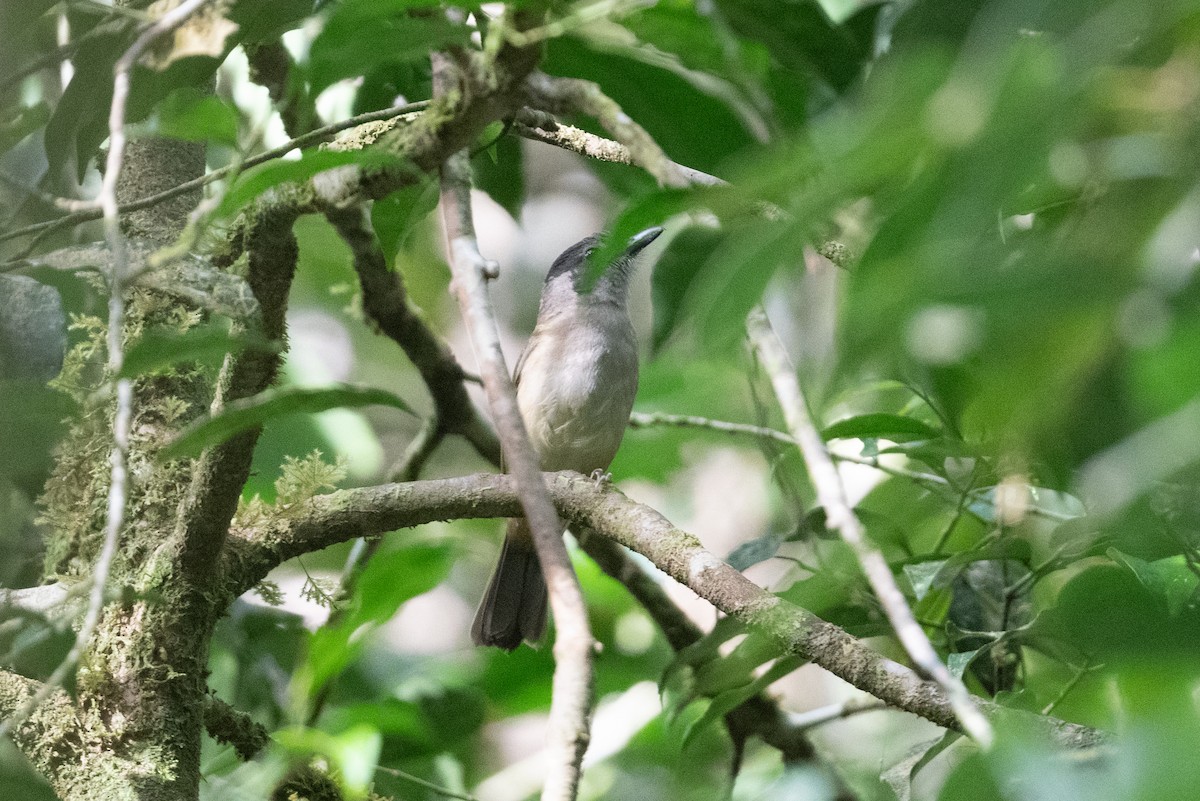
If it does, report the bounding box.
[584,247,597,258]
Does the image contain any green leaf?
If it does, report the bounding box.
[822,413,940,442]
[930,540,1033,594]
[0,381,73,491]
[163,384,415,459]
[0,0,58,37]
[714,0,873,93]
[227,0,314,42]
[43,22,229,185]
[882,732,963,801]
[681,655,805,748]
[1109,549,1200,618]
[659,661,697,725]
[650,226,724,353]
[120,322,279,377]
[904,559,950,601]
[0,102,50,152]
[371,179,439,264]
[946,649,981,680]
[542,35,758,173]
[659,615,745,717]
[217,149,410,217]
[274,724,381,800]
[151,87,239,146]
[331,724,382,799]
[471,131,524,221]
[327,688,486,753]
[351,542,455,627]
[694,630,785,696]
[308,2,468,94]
[590,187,700,279]
[43,25,134,184]
[329,699,433,748]
[692,222,798,353]
[778,541,880,633]
[725,532,784,571]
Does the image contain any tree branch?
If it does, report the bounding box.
[221,471,1105,751]
[0,583,72,617]
[203,694,270,760]
[512,116,723,186]
[171,202,299,590]
[244,39,318,139]
[435,59,594,795]
[323,203,500,466]
[746,308,995,747]
[522,73,694,188]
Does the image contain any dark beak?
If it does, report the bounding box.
[624,226,663,257]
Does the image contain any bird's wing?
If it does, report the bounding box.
[501,335,537,473]
[512,334,534,389]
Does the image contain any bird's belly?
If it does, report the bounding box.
[517,325,637,474]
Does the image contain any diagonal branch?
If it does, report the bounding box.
[171,203,299,589]
[323,203,500,466]
[512,115,724,186]
[746,308,995,748]
[522,73,693,188]
[220,471,1105,751]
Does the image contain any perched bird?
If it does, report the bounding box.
[471,226,663,650]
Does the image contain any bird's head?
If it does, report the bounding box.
[540,227,663,309]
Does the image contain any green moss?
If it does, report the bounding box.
[37,287,214,579]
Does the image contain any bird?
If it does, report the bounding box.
[471,226,663,650]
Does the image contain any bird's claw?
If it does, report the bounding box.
[590,469,612,487]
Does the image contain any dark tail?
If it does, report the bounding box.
[471,519,548,650]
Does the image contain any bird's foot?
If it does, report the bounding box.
[590,469,612,487]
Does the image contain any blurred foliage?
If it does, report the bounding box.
[4,0,1200,799]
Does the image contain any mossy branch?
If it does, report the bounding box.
[222,471,1106,750]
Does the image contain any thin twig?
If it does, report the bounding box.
[0,0,215,741]
[376,765,480,801]
[629,410,798,445]
[931,464,980,556]
[0,172,92,213]
[1040,661,1096,716]
[0,100,430,248]
[629,411,969,507]
[502,0,641,47]
[746,308,995,748]
[629,411,1076,524]
[513,119,724,185]
[0,39,81,95]
[785,697,887,732]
